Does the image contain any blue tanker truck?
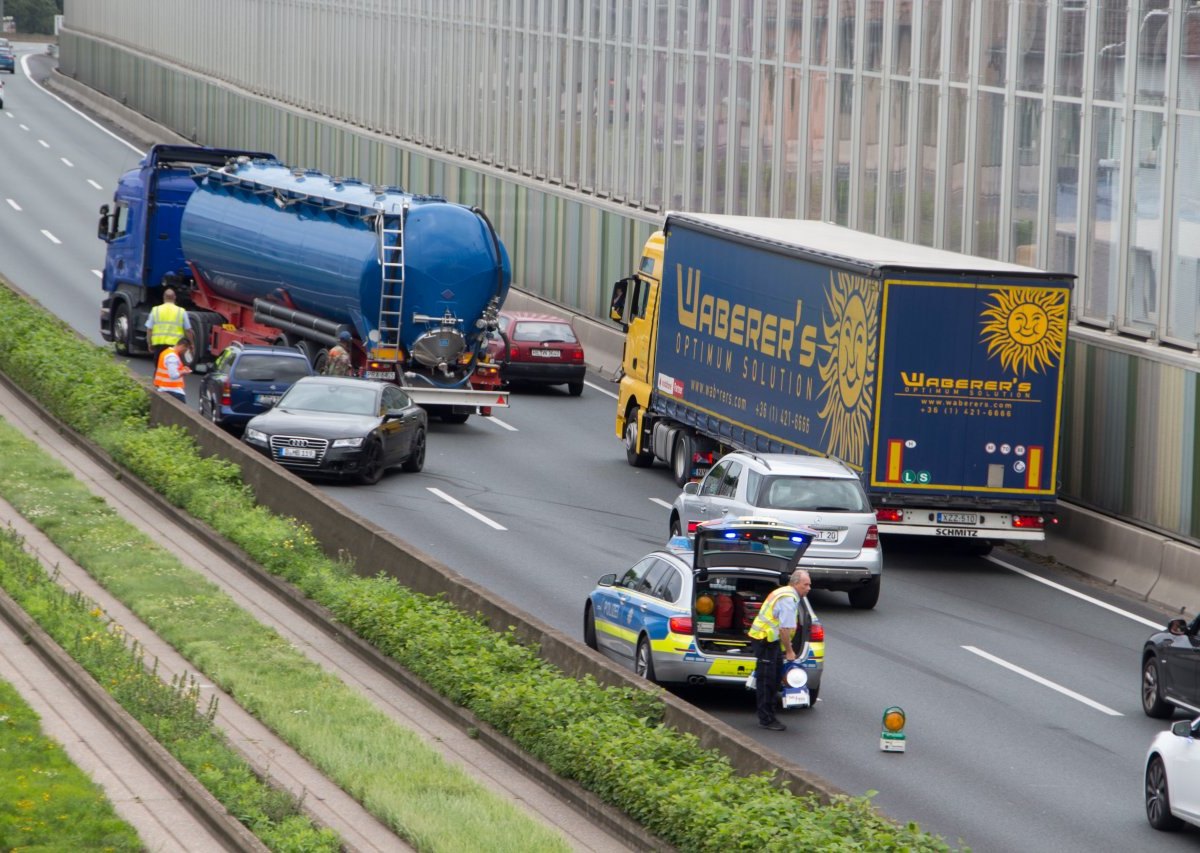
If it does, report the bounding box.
[613,214,1074,546]
[98,145,511,420]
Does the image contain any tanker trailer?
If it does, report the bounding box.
[98,144,510,421]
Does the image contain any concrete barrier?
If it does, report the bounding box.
[1023,502,1166,600]
[1151,541,1200,617]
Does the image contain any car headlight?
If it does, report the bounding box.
[244,428,268,444]
[332,437,364,448]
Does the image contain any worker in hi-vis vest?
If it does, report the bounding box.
[154,338,192,404]
[747,568,812,731]
[144,287,194,355]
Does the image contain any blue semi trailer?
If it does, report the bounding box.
[98,145,511,419]
[613,214,1073,544]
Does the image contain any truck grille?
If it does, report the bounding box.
[268,435,329,467]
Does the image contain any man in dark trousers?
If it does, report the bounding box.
[747,569,812,731]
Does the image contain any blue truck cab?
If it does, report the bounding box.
[98,146,274,355]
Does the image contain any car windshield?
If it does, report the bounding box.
[511,321,577,343]
[754,475,871,512]
[235,354,311,382]
[278,383,378,415]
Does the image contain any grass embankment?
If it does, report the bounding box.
[0,680,142,850]
[0,282,961,852]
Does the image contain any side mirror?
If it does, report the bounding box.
[682,481,700,495]
[1168,618,1189,636]
[1172,719,1193,738]
[597,573,617,587]
[97,203,112,241]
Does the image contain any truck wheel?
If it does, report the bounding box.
[401,428,426,472]
[848,577,881,610]
[671,431,695,486]
[296,339,322,367]
[312,348,330,374]
[624,406,654,468]
[111,301,136,356]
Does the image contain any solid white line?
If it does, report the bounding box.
[649,497,672,510]
[5,199,20,211]
[585,379,618,399]
[41,230,60,245]
[962,645,1123,716]
[427,487,506,530]
[986,555,1163,629]
[92,269,103,278]
[60,157,74,168]
[24,61,144,155]
[485,415,518,432]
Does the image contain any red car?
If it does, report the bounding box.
[487,310,587,396]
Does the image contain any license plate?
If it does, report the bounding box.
[812,529,839,543]
[936,512,979,525]
[279,447,317,459]
[531,348,561,358]
[255,394,280,406]
[362,370,396,380]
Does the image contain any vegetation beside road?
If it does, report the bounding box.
[0,679,142,850]
[0,281,960,851]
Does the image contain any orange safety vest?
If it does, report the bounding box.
[747,586,800,644]
[148,303,186,347]
[154,347,186,392]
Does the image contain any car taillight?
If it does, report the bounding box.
[510,346,519,359]
[809,623,824,642]
[1012,514,1044,529]
[686,520,701,533]
[875,508,903,523]
[863,524,879,548]
[668,616,693,635]
[220,379,232,407]
[571,348,585,362]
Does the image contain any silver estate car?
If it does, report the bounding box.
[669,451,882,609]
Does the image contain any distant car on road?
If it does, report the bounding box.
[669,451,883,609]
[199,344,314,433]
[1142,614,1200,718]
[486,310,586,396]
[242,376,427,484]
[584,518,824,700]
[0,46,14,74]
[1145,715,1200,831]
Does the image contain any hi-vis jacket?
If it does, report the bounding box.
[747,586,800,644]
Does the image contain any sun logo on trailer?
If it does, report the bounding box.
[979,286,1068,374]
[817,272,879,468]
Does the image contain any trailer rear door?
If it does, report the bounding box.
[869,277,1070,502]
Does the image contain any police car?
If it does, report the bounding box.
[583,518,824,698]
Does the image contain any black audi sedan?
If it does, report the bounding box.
[242,376,426,484]
[1142,614,1200,718]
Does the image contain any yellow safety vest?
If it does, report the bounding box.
[154,347,185,391]
[148,303,186,347]
[747,586,800,644]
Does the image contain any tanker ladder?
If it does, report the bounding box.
[376,207,406,354]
